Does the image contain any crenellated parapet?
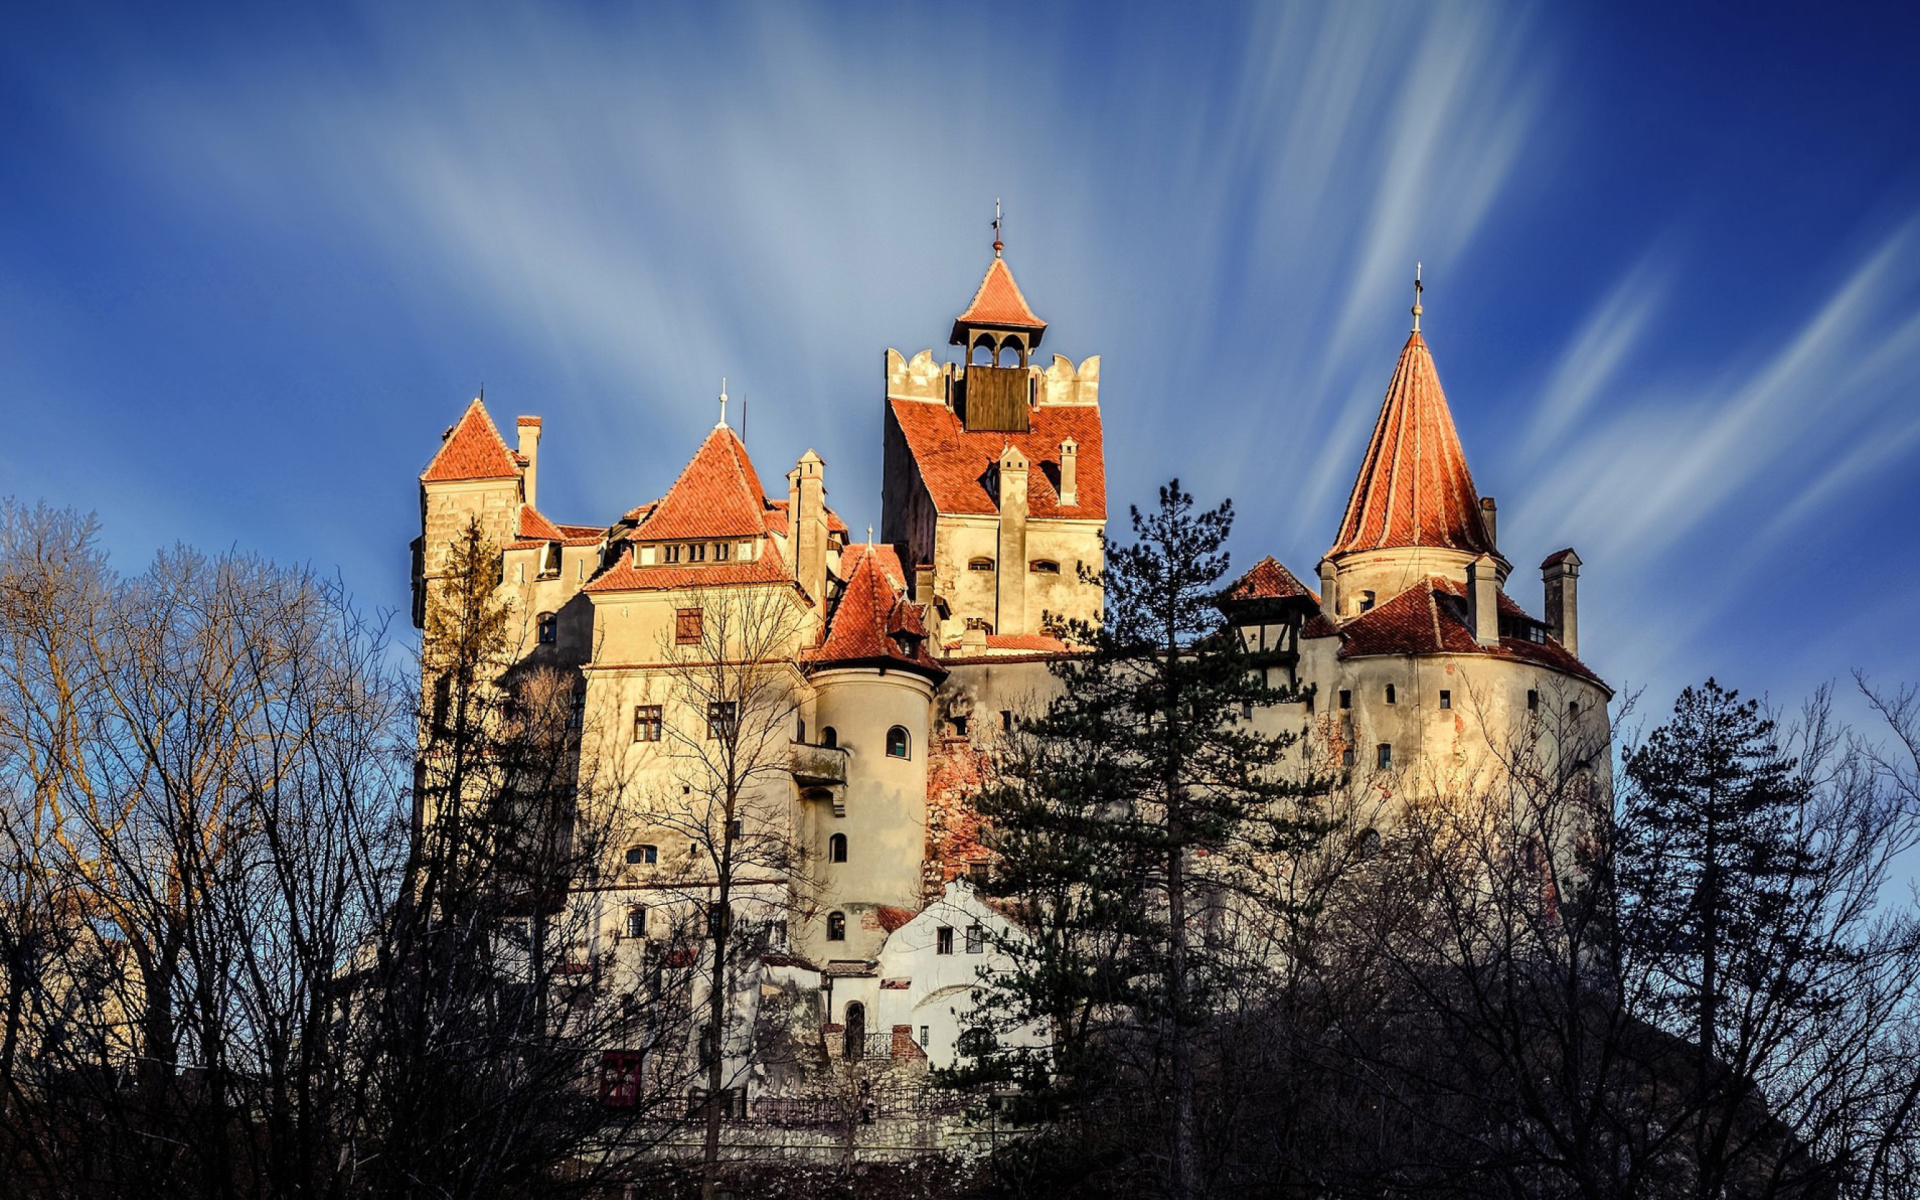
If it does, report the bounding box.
[885,348,952,403]
[1039,354,1100,407]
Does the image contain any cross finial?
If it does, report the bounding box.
[993,198,1004,258]
[1412,261,1424,333]
[716,377,729,428]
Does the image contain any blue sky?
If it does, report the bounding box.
[3,0,1920,726]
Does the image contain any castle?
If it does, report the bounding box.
[410,234,1611,1121]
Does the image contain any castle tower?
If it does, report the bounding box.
[412,398,526,628]
[880,229,1106,651]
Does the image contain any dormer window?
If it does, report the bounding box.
[539,541,561,579]
[714,542,731,561]
[1358,590,1376,613]
[664,544,681,564]
[688,543,706,563]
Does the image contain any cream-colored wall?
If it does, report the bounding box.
[798,669,935,963]
[1325,545,1508,617]
[932,517,1102,636]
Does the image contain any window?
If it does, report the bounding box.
[676,607,703,645]
[1439,690,1452,709]
[796,717,806,742]
[951,714,969,737]
[885,725,910,758]
[537,612,557,644]
[726,818,742,841]
[1342,746,1356,768]
[829,833,848,863]
[539,542,561,578]
[698,1023,717,1068]
[1568,700,1581,718]
[1000,709,1013,733]
[625,906,646,939]
[568,691,585,729]
[936,926,954,955]
[826,911,846,941]
[1527,689,1540,712]
[1359,590,1376,613]
[664,544,681,564]
[599,1051,644,1108]
[714,541,730,561]
[968,557,995,572]
[820,726,837,749]
[1338,689,1352,710]
[919,1025,930,1048]
[706,903,727,937]
[626,844,658,866]
[707,701,737,740]
[633,705,663,742]
[1029,560,1060,574]
[966,924,984,954]
[1356,828,1383,860]
[1376,743,1392,769]
[1385,684,1396,704]
[689,542,706,563]
[968,861,990,884]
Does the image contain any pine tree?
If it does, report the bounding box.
[963,481,1331,1200]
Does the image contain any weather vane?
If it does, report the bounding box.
[993,198,1004,258]
[1412,262,1424,333]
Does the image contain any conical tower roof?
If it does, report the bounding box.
[421,398,521,483]
[1328,332,1495,559]
[636,424,770,542]
[950,255,1047,345]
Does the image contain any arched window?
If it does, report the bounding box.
[967,557,994,572]
[971,334,994,366]
[828,833,848,863]
[885,726,910,759]
[820,726,837,749]
[1355,828,1383,861]
[537,612,557,644]
[844,1001,866,1060]
[826,911,846,941]
[1029,560,1060,574]
[625,844,657,866]
[1385,683,1396,705]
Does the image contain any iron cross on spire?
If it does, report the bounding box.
[993,198,1004,257]
[1412,262,1424,333]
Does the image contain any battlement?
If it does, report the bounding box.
[885,349,1099,408]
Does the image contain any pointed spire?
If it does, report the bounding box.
[1328,328,1496,559]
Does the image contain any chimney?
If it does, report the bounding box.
[795,451,828,607]
[1058,437,1078,507]
[1317,559,1339,622]
[1468,554,1500,647]
[914,562,934,604]
[517,416,543,510]
[996,443,1029,637]
[1541,549,1582,657]
[1479,496,1497,549]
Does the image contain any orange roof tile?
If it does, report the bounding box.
[637,425,771,542]
[1327,576,1604,687]
[583,536,795,595]
[808,546,943,679]
[951,256,1047,342]
[517,505,566,542]
[1328,333,1495,559]
[1224,557,1316,605]
[421,399,522,484]
[889,399,1105,519]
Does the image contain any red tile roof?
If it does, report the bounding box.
[889,399,1105,519]
[951,256,1046,340]
[808,545,943,679]
[1328,333,1496,559]
[517,505,566,542]
[1326,575,1604,687]
[583,536,796,595]
[636,425,771,542]
[421,399,522,484]
[983,633,1070,652]
[764,498,851,537]
[1225,557,1316,604]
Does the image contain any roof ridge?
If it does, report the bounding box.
[953,256,1047,335]
[638,425,770,542]
[421,398,522,483]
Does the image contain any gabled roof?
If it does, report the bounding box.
[889,399,1105,519]
[1328,332,1496,559]
[1224,557,1317,605]
[421,399,522,484]
[809,544,944,680]
[636,425,771,542]
[583,536,795,595]
[1313,575,1604,688]
[950,256,1047,343]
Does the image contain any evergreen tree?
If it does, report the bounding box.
[961,482,1331,1200]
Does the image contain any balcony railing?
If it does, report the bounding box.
[790,742,848,787]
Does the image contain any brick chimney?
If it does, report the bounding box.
[517,416,542,510]
[996,443,1029,636]
[1317,559,1338,622]
[1468,554,1500,647]
[1541,549,1582,657]
[794,450,828,606]
[1058,437,1078,507]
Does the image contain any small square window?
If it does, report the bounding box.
[634,705,663,742]
[936,926,954,955]
[676,607,703,645]
[707,701,736,741]
[1338,689,1352,710]
[1569,700,1581,718]
[1439,690,1451,710]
